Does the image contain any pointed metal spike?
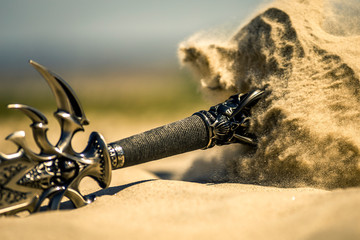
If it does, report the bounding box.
[5,131,35,162]
[29,60,89,126]
[6,131,55,162]
[230,90,264,119]
[55,110,85,153]
[8,104,56,155]
[6,131,26,146]
[8,104,48,124]
[233,134,257,146]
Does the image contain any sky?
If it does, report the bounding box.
[0,0,267,75]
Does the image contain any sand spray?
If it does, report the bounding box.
[179,0,360,188]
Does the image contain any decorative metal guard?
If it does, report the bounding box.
[0,61,111,216]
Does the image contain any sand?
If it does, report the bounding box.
[0,162,360,240]
[1,0,360,239]
[179,0,360,189]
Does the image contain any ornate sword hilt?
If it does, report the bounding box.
[0,61,264,216]
[195,90,264,148]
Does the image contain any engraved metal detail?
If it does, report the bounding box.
[0,61,112,216]
[0,188,28,206]
[194,90,264,148]
[107,144,125,169]
[0,163,28,206]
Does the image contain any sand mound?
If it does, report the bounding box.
[179,0,360,188]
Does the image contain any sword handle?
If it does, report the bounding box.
[108,115,208,168]
[107,89,264,169]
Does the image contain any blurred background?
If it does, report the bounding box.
[0,0,266,73]
[0,0,266,149]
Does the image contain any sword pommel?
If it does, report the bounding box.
[195,89,264,148]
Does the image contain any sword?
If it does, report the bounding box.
[0,60,264,216]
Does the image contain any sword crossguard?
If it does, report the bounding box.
[0,61,111,215]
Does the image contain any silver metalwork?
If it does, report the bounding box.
[107,144,125,169]
[194,90,264,148]
[0,61,111,216]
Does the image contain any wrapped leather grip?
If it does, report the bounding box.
[109,115,209,168]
